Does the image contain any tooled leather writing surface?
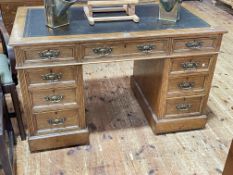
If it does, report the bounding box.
[24,4,210,37]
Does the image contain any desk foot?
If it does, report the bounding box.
[131,76,207,134]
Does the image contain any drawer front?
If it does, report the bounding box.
[125,39,169,56]
[26,66,77,85]
[172,36,219,53]
[170,56,212,74]
[168,75,206,95]
[35,110,79,132]
[165,96,203,118]
[31,88,77,109]
[82,42,124,59]
[22,45,76,63]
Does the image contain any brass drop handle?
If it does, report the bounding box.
[137,44,156,53]
[48,118,65,126]
[93,47,113,56]
[176,103,192,111]
[41,73,63,81]
[39,49,60,59]
[185,40,203,49]
[44,95,63,103]
[178,81,195,90]
[181,62,199,70]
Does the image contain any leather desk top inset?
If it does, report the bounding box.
[24,4,210,37]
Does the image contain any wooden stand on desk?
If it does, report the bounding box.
[84,0,140,25]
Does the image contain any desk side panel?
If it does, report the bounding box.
[132,58,169,117]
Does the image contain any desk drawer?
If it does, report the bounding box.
[168,75,207,96]
[170,56,212,74]
[165,96,203,118]
[172,36,219,54]
[35,109,80,133]
[82,42,124,59]
[26,66,77,85]
[125,39,169,56]
[22,45,76,63]
[31,88,78,111]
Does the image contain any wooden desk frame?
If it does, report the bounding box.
[9,5,227,152]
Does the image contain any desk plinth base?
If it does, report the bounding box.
[131,76,207,134]
[28,128,89,152]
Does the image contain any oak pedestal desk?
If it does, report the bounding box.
[9,4,226,152]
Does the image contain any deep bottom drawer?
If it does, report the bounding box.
[165,96,203,118]
[34,109,80,133]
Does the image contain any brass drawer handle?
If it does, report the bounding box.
[93,47,113,56]
[185,40,203,49]
[39,49,60,59]
[48,118,65,126]
[178,81,195,90]
[181,62,199,70]
[137,44,156,54]
[41,73,63,81]
[44,95,63,103]
[176,103,192,111]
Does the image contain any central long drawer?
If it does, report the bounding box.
[15,34,221,68]
[165,96,204,118]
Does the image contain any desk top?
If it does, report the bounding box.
[9,4,226,46]
[24,4,209,37]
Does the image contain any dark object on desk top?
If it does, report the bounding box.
[24,4,210,37]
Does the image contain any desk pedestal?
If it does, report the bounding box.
[131,57,211,134]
